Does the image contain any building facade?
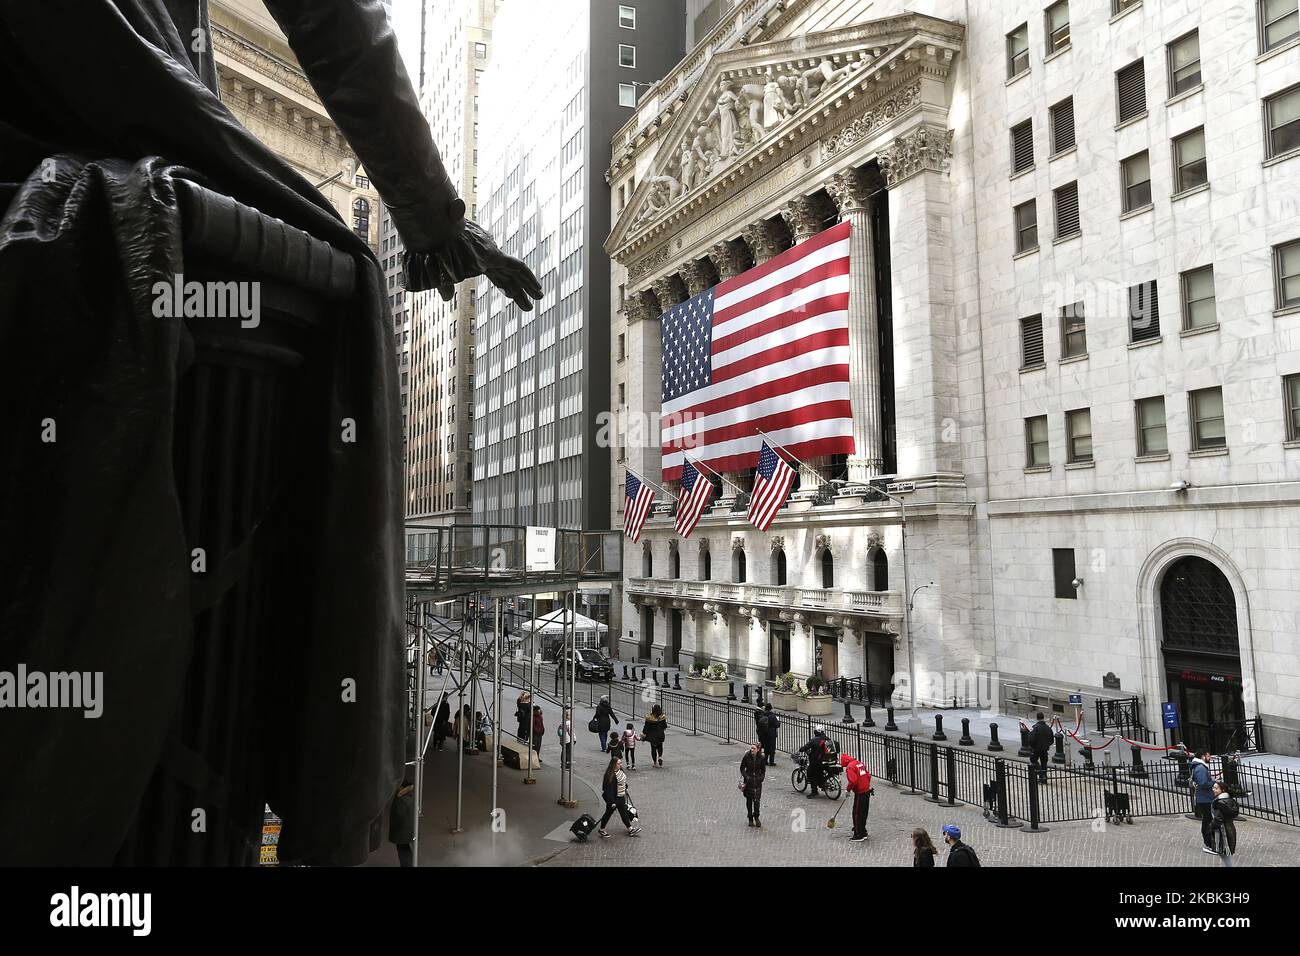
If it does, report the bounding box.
[608,0,1300,755]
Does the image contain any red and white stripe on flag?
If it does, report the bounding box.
[674,459,714,539]
[624,471,655,542]
[747,441,796,532]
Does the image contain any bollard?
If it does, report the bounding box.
[673,673,682,691]
[651,670,659,688]
[1129,745,1148,779]
[1052,731,1066,765]
[622,665,629,680]
[932,715,947,742]
[1017,726,1031,757]
[945,746,958,806]
[988,722,1004,752]
[756,686,764,706]
[992,758,1024,829]
[884,706,898,732]
[640,667,647,681]
[1081,745,1095,772]
[861,704,876,729]
[959,718,974,746]
[1023,765,1049,833]
[1220,753,1241,795]
[741,683,752,704]
[727,680,737,701]
[841,697,855,724]
[1173,749,1190,787]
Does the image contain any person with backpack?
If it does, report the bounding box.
[1190,749,1216,853]
[839,752,873,842]
[912,828,939,867]
[758,703,779,766]
[642,704,668,767]
[593,695,619,752]
[740,741,766,827]
[598,757,640,838]
[1211,780,1239,864]
[942,824,980,866]
[1028,712,1054,784]
[531,705,545,761]
[798,725,834,798]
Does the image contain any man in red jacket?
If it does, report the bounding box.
[840,753,874,842]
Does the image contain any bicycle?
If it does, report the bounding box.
[791,752,842,800]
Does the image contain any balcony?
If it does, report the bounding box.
[625,578,902,622]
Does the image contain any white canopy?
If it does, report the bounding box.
[516,609,608,636]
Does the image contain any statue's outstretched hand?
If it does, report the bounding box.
[403,220,542,312]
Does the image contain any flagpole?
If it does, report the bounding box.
[689,458,746,497]
[753,428,833,487]
[625,465,673,499]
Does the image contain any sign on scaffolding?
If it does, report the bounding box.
[526,526,556,571]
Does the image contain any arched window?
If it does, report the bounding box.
[733,548,746,583]
[669,547,680,580]
[1160,556,1238,656]
[642,545,653,578]
[821,549,834,589]
[872,549,889,590]
[701,548,711,581]
[773,548,787,585]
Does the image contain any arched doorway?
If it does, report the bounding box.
[1160,555,1245,752]
[669,610,682,667]
[872,548,889,590]
[641,606,655,661]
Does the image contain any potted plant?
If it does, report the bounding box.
[702,662,731,697]
[770,671,799,711]
[685,660,707,694]
[797,674,834,717]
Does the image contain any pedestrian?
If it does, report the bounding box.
[557,708,574,769]
[740,742,766,827]
[531,705,545,760]
[516,691,531,741]
[1028,712,1053,784]
[594,695,619,751]
[434,648,443,675]
[1211,780,1239,865]
[760,703,779,766]
[475,711,491,752]
[941,824,980,866]
[642,703,668,767]
[389,778,416,867]
[598,757,641,838]
[798,725,833,798]
[1190,748,1216,854]
[912,828,938,867]
[608,725,625,761]
[432,693,451,752]
[622,723,639,770]
[839,752,873,842]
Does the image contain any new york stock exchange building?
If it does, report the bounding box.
[605,0,1300,756]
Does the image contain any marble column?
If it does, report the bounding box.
[741,217,789,266]
[624,288,663,513]
[827,166,885,482]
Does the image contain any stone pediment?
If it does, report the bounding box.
[606,13,963,262]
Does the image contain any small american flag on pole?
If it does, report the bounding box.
[747,441,796,531]
[660,220,854,481]
[624,471,655,542]
[674,459,714,539]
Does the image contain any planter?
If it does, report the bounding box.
[797,694,834,717]
[770,689,799,711]
[702,677,732,697]
[685,676,706,694]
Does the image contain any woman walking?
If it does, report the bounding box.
[598,757,641,838]
[531,705,545,761]
[642,704,668,768]
[912,828,939,867]
[740,742,766,827]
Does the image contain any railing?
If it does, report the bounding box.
[831,676,895,708]
[625,578,903,617]
[405,524,622,593]
[1179,717,1265,755]
[1096,696,1144,737]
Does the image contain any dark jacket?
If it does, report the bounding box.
[516,699,531,735]
[1028,720,1054,755]
[740,751,766,798]
[532,711,545,739]
[800,733,831,765]
[388,786,415,845]
[946,841,980,867]
[595,699,618,732]
[914,847,937,868]
[1190,758,1214,805]
[1211,792,1239,854]
[435,699,451,726]
[642,713,668,745]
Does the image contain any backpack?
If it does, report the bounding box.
[757,714,771,735]
[820,736,839,760]
[952,844,981,867]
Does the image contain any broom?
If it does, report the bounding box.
[826,793,848,829]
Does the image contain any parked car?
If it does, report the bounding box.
[551,647,615,681]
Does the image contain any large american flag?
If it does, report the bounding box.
[747,441,797,531]
[674,459,714,539]
[660,220,855,481]
[623,471,655,542]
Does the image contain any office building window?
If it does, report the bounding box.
[1122,150,1152,211]
[1021,314,1045,368]
[1265,84,1300,158]
[1066,408,1093,463]
[619,82,636,107]
[474,41,487,59]
[1260,0,1300,52]
[1014,199,1038,253]
[1190,387,1226,450]
[1054,181,1080,238]
[1026,415,1050,467]
[1181,265,1217,330]
[1276,239,1300,308]
[1113,0,1142,14]
[1050,97,1075,154]
[1167,31,1201,96]
[1285,374,1300,441]
[1136,396,1168,456]
[619,4,636,29]
[1046,1,1071,53]
[1061,301,1087,357]
[1173,127,1207,193]
[1011,119,1034,173]
[1117,59,1147,123]
[1053,548,1077,599]
[618,333,625,361]
[1007,24,1030,78]
[619,44,636,68]
[1129,280,1161,342]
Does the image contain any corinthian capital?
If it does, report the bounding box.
[680,259,716,297]
[826,166,878,215]
[877,126,954,188]
[741,218,790,265]
[778,194,832,243]
[708,239,749,281]
[652,274,688,310]
[626,289,658,325]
